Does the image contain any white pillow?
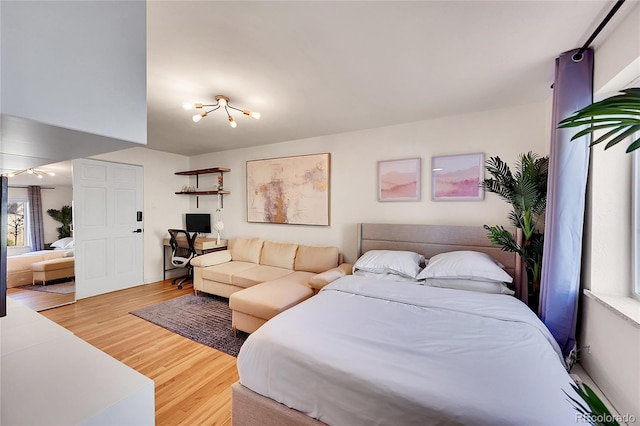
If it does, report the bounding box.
[353,250,424,279]
[423,278,514,295]
[64,239,74,249]
[51,237,73,249]
[353,269,421,283]
[417,251,513,283]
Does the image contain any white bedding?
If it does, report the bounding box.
[237,275,580,425]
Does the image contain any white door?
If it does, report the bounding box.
[73,158,143,299]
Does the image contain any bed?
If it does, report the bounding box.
[232,224,579,425]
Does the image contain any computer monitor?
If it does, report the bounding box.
[185,213,211,234]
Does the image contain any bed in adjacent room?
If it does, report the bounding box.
[6,238,74,287]
[232,223,579,426]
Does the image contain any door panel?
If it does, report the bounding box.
[73,158,143,299]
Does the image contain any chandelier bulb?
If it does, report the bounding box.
[192,111,207,123]
[243,110,261,120]
[183,102,203,110]
[217,97,228,107]
[7,172,16,177]
[47,172,56,176]
[37,174,43,179]
[228,116,237,128]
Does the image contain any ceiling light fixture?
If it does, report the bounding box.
[3,168,56,179]
[182,95,261,128]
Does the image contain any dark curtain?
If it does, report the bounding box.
[539,48,593,358]
[27,185,45,251]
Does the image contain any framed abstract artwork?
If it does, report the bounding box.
[377,158,421,202]
[431,153,484,201]
[246,153,330,225]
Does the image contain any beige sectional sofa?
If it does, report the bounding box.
[190,237,352,334]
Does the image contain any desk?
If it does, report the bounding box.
[163,237,227,280]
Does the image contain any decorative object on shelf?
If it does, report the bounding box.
[377,158,421,202]
[558,88,640,153]
[247,153,330,226]
[3,168,56,179]
[481,152,548,311]
[183,95,261,128]
[431,153,484,201]
[175,167,230,209]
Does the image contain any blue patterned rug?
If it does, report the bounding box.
[130,293,248,357]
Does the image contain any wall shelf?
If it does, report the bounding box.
[175,167,230,208]
[174,190,230,195]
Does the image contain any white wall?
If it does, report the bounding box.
[41,186,73,245]
[1,1,146,144]
[189,101,549,263]
[92,147,191,283]
[579,1,640,419]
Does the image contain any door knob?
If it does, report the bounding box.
[132,229,142,233]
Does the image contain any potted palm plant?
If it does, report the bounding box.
[481,152,548,310]
[47,205,73,239]
[558,88,640,153]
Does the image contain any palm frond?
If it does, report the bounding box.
[559,88,640,153]
[564,383,621,426]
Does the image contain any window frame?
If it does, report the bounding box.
[6,198,29,248]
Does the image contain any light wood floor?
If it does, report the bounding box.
[32,280,238,426]
[7,286,75,311]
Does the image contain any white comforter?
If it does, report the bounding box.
[237,276,580,425]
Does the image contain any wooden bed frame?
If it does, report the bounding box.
[232,223,525,426]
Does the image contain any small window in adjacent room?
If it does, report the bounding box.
[634,149,640,298]
[6,199,28,247]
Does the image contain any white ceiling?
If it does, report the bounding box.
[146,0,623,156]
[3,1,632,185]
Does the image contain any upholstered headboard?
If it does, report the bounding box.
[357,223,526,301]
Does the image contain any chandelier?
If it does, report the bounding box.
[183,95,261,128]
[4,168,56,179]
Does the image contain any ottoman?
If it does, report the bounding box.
[32,257,75,285]
[229,273,314,336]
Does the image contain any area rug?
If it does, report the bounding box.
[16,281,75,294]
[130,293,247,357]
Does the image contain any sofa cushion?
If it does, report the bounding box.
[260,240,298,270]
[232,265,295,288]
[201,261,258,285]
[190,250,231,268]
[294,245,340,273]
[229,278,314,320]
[229,238,264,264]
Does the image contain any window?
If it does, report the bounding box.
[634,150,640,298]
[6,199,28,247]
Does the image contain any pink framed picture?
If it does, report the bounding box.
[431,153,484,201]
[377,158,421,202]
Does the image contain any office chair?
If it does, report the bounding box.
[168,229,197,289]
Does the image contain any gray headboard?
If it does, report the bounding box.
[357,223,525,301]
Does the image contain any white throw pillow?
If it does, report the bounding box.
[417,250,513,283]
[64,239,75,249]
[51,237,73,249]
[353,269,421,283]
[423,278,514,295]
[353,250,424,279]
